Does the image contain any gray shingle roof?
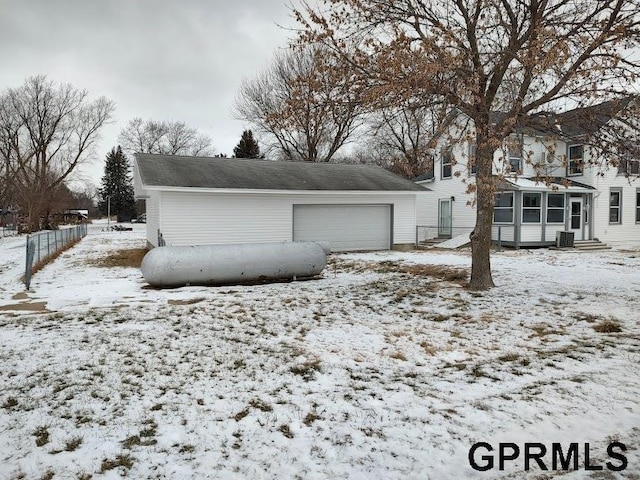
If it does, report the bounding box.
[135,154,426,192]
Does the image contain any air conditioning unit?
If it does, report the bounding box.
[556,231,575,248]
[542,151,555,164]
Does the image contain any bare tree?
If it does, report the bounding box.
[118,118,214,156]
[296,0,640,289]
[234,45,365,162]
[0,76,114,232]
[366,101,452,178]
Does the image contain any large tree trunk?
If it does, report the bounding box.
[469,134,495,290]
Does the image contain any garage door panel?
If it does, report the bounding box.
[293,204,391,251]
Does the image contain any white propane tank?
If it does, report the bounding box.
[141,241,328,288]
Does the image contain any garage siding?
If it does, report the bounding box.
[158,191,417,249]
[145,191,161,247]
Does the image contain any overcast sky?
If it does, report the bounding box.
[0,0,299,187]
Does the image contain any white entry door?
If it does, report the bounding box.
[438,199,452,238]
[569,198,583,241]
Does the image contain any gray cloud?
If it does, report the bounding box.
[0,0,298,184]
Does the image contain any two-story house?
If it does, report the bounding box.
[416,101,639,248]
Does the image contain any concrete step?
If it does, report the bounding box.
[573,239,611,251]
[574,245,612,251]
[421,237,449,245]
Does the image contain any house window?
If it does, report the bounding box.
[618,158,640,175]
[508,138,522,173]
[522,192,542,223]
[568,145,584,175]
[468,144,477,175]
[441,147,453,179]
[636,189,640,223]
[547,193,565,223]
[610,189,622,224]
[493,192,514,223]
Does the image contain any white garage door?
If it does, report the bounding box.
[293,204,391,252]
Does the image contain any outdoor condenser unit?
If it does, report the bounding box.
[556,231,575,248]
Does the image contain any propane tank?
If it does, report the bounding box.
[141,241,328,288]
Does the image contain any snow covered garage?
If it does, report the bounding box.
[133,154,426,252]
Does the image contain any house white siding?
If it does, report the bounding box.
[545,225,567,243]
[520,225,542,243]
[151,190,418,250]
[416,115,639,247]
[589,170,640,244]
[416,143,477,240]
[492,224,515,242]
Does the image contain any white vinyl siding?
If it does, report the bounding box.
[154,191,417,249]
[415,151,476,241]
[145,192,161,247]
[588,161,639,243]
[520,225,543,243]
[492,224,515,242]
[293,205,391,251]
[545,225,568,243]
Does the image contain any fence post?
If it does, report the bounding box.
[25,236,33,290]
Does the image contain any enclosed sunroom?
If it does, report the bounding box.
[492,178,596,248]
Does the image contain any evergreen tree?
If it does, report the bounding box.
[98,146,136,221]
[233,130,261,158]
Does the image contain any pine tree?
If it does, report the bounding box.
[233,130,261,158]
[98,146,136,222]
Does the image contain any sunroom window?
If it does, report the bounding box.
[547,194,565,223]
[522,193,542,223]
[493,192,514,223]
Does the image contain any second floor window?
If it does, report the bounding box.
[508,138,522,173]
[610,189,622,224]
[618,158,640,176]
[468,144,477,175]
[441,147,453,179]
[568,145,584,175]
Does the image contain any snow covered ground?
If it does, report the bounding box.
[0,224,639,479]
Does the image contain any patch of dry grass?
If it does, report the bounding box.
[375,260,468,283]
[90,248,147,268]
[593,319,622,333]
[99,453,134,473]
[331,258,469,285]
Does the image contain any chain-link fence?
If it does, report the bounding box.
[24,224,88,289]
[1,225,18,238]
